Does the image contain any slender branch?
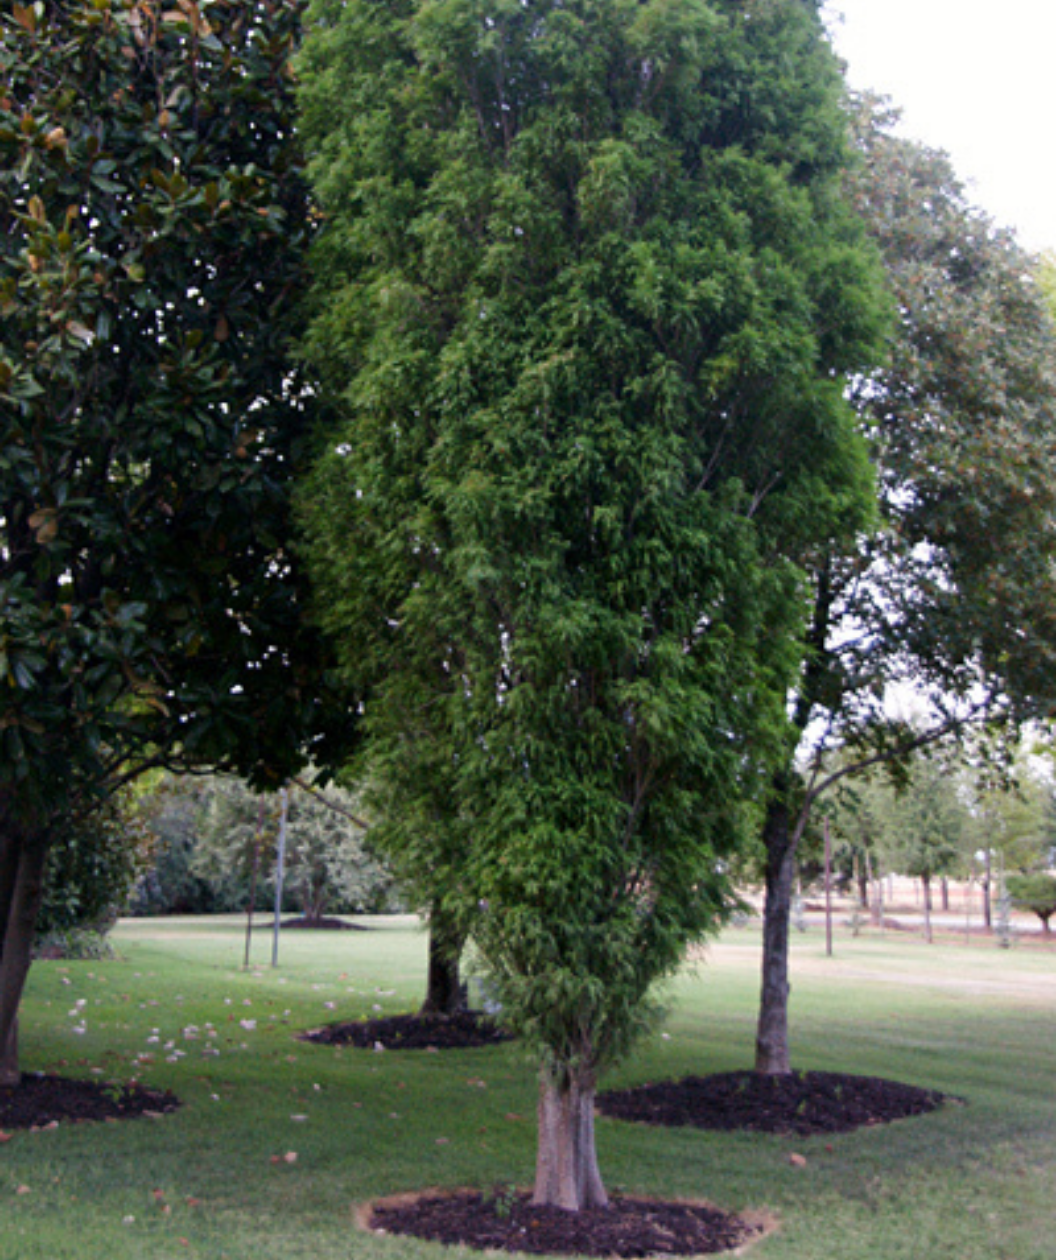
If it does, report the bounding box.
[290,776,371,831]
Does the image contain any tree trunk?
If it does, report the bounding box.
[533,1066,608,1211]
[418,906,466,1017]
[864,851,881,924]
[941,876,950,912]
[755,796,796,1075]
[0,824,49,1087]
[983,851,992,928]
[855,854,869,908]
[922,874,932,944]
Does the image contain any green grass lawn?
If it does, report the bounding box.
[2,915,1053,1260]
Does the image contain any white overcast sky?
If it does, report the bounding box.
[822,1,1056,252]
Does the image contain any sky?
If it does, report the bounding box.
[822,1,1056,253]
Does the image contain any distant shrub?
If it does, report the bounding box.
[1006,873,1056,934]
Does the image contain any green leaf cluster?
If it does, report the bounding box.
[1,0,335,831]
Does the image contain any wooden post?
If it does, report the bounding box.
[244,799,267,970]
[271,786,289,968]
[824,817,833,958]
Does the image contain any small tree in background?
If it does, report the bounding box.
[193,777,394,923]
[1006,874,1056,935]
[889,755,968,943]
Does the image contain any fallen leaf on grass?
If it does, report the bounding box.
[788,1153,807,1168]
[16,1185,31,1195]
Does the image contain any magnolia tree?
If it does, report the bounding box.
[752,99,1056,1074]
[0,0,342,1085]
[297,0,884,1209]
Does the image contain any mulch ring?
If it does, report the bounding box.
[363,1189,772,1257]
[300,1009,512,1050]
[597,1069,954,1137]
[272,916,370,931]
[0,1072,180,1132]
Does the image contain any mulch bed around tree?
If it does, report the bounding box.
[273,916,371,930]
[300,1009,512,1050]
[0,1073,180,1132]
[597,1069,953,1137]
[365,1189,768,1257]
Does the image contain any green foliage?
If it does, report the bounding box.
[888,755,967,883]
[32,924,117,961]
[127,774,226,915]
[193,776,396,920]
[297,0,885,1084]
[837,99,1056,732]
[36,791,152,935]
[1006,872,1056,931]
[0,0,335,836]
[967,765,1055,876]
[1038,251,1056,323]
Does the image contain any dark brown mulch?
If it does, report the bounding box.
[273,916,370,930]
[301,1008,512,1050]
[369,1190,761,1257]
[597,1069,952,1137]
[0,1072,180,1132]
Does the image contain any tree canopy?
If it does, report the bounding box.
[751,96,1056,1073]
[0,0,338,1084]
[297,0,886,1209]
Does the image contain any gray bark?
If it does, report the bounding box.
[755,796,795,1075]
[533,1066,608,1211]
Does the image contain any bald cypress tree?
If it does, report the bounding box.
[298,0,885,1209]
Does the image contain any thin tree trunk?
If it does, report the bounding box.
[855,853,869,908]
[922,875,932,944]
[0,831,49,1087]
[941,876,950,912]
[755,796,795,1075]
[533,1066,608,1211]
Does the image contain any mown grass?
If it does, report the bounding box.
[2,915,1053,1260]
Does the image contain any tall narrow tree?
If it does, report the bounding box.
[298,0,885,1209]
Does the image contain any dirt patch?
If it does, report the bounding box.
[363,1189,771,1257]
[0,1073,180,1132]
[299,1009,512,1050]
[597,1070,952,1137]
